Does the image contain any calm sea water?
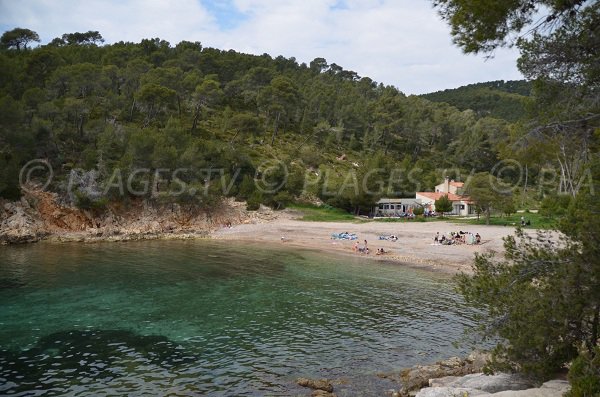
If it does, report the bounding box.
[0,240,479,396]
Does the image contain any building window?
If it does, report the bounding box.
[459,204,465,210]
[384,205,389,210]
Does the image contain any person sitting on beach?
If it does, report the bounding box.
[376,248,387,255]
[390,235,398,242]
[475,233,481,244]
[352,241,359,252]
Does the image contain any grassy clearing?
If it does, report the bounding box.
[288,204,360,222]
[373,216,439,223]
[287,204,558,229]
[446,212,557,230]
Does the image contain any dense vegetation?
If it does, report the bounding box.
[0,27,552,216]
[434,0,599,393]
[1,0,599,393]
[421,80,531,121]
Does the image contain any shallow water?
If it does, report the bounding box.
[0,240,479,396]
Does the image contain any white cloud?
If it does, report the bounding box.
[0,0,524,94]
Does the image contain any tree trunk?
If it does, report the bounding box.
[295,131,315,151]
[78,114,84,137]
[270,111,281,146]
[129,98,136,121]
[522,164,528,207]
[229,130,240,146]
[589,303,600,354]
[191,105,201,132]
[486,207,491,225]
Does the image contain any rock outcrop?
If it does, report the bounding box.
[0,200,47,244]
[0,188,277,245]
[416,377,569,397]
[429,373,534,393]
[378,351,491,396]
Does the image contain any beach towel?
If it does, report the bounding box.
[331,232,358,240]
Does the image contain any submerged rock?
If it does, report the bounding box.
[297,378,334,392]
[311,390,337,397]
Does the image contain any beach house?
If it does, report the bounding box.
[375,177,475,217]
[415,177,474,216]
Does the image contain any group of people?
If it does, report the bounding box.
[352,239,389,255]
[434,231,481,245]
[353,239,370,254]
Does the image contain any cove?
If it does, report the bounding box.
[0,240,480,396]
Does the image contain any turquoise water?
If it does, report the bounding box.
[0,240,479,396]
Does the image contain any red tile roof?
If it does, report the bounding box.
[416,192,472,203]
[449,181,464,187]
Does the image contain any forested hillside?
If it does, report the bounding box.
[421,80,531,121]
[0,28,587,216]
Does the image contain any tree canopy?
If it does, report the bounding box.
[0,28,531,213]
[0,28,40,50]
[436,0,600,391]
[432,0,593,55]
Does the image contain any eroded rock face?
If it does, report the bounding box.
[0,202,46,244]
[0,190,273,245]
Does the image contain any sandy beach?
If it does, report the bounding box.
[211,211,518,274]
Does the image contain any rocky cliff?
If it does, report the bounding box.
[0,189,277,245]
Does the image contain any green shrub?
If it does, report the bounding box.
[566,348,600,397]
[413,206,424,216]
[273,191,293,209]
[540,194,572,218]
[237,174,256,200]
[74,190,108,211]
[246,191,263,211]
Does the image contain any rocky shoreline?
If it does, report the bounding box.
[0,189,277,246]
[2,192,570,397]
[295,353,570,397]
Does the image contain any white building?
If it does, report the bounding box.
[374,198,422,217]
[416,177,475,216]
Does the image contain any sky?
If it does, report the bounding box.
[0,0,525,95]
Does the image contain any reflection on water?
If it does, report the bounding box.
[0,240,479,396]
